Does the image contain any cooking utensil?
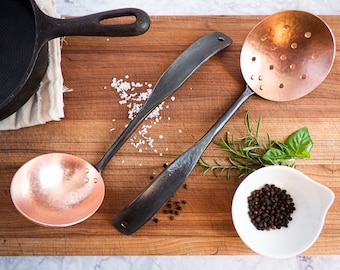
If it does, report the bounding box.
[112,10,336,235]
[0,0,150,121]
[10,32,232,227]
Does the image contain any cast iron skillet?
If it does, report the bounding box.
[0,0,150,121]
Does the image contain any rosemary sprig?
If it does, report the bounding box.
[198,111,313,181]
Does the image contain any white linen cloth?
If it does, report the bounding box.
[0,0,65,130]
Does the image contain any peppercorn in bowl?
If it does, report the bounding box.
[232,166,334,258]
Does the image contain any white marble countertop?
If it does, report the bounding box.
[2,0,340,269]
[55,0,340,16]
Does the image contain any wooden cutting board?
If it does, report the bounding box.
[0,16,340,255]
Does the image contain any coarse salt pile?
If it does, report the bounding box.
[109,75,174,155]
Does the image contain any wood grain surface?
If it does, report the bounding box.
[0,16,339,255]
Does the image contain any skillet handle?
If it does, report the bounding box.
[35,7,150,44]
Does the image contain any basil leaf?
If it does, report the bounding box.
[272,140,290,152]
[284,127,313,158]
[262,148,287,162]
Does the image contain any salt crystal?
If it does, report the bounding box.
[159,135,164,139]
[170,96,175,101]
[178,129,182,133]
[109,76,169,154]
[119,81,131,91]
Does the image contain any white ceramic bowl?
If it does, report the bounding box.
[232,166,334,259]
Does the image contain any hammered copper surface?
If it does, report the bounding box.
[240,10,335,101]
[10,153,105,227]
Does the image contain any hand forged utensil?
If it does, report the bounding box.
[112,10,336,235]
[10,32,232,227]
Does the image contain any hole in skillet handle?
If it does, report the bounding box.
[92,9,151,36]
[100,16,137,26]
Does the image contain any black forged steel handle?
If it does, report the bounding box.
[95,31,233,173]
[112,33,236,235]
[31,0,151,44]
[112,85,255,235]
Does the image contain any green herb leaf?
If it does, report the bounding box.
[198,112,313,181]
[262,148,287,162]
[284,127,313,158]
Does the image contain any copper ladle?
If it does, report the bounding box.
[112,10,336,235]
[9,32,232,227]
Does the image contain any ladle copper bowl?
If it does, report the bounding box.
[10,154,105,227]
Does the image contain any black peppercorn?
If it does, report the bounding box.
[247,184,295,231]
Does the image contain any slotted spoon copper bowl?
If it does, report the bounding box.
[241,10,335,101]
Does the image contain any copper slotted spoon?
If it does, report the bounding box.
[112,10,336,235]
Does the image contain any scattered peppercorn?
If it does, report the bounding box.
[158,196,187,221]
[151,167,188,223]
[248,184,295,231]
